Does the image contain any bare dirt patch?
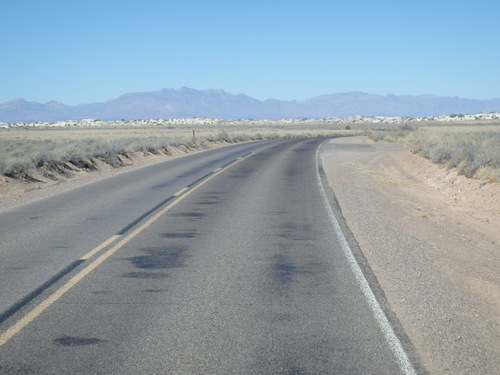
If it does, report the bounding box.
[320,136,500,375]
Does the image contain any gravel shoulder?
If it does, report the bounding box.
[320,136,500,375]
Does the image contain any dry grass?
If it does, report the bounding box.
[370,122,500,182]
[0,124,359,178]
[5,116,498,183]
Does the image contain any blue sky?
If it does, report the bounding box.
[1,0,499,105]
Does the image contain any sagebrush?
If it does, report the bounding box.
[371,124,500,181]
[0,126,357,177]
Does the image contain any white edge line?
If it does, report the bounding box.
[315,141,417,375]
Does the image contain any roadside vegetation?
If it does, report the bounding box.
[0,123,358,179]
[370,122,500,182]
[3,117,499,183]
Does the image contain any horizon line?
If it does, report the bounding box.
[2,88,500,106]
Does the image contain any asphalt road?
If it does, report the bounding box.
[0,138,423,374]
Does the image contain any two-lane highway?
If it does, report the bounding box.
[0,139,424,374]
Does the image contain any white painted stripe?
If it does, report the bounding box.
[315,142,417,375]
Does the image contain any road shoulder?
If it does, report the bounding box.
[320,136,500,375]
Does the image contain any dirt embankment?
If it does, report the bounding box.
[320,136,500,375]
[0,141,229,213]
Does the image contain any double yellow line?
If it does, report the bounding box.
[0,153,253,347]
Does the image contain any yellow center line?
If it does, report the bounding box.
[173,187,189,196]
[80,235,121,260]
[0,152,253,348]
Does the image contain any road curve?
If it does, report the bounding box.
[0,138,424,374]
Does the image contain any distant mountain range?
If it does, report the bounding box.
[1,87,500,123]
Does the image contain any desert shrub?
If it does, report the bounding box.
[408,129,500,180]
[370,125,500,181]
[0,156,31,176]
[400,124,415,131]
[0,123,359,178]
[370,124,416,142]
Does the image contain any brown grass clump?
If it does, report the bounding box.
[371,123,500,182]
[0,124,358,179]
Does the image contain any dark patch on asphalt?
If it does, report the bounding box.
[151,182,171,189]
[161,230,197,239]
[172,212,204,218]
[229,165,255,179]
[269,211,288,216]
[272,254,297,285]
[171,212,204,223]
[195,192,223,205]
[142,289,168,293]
[292,147,309,153]
[205,190,227,195]
[270,252,317,287]
[276,223,319,241]
[127,246,188,270]
[283,365,308,375]
[122,272,167,279]
[196,200,222,205]
[285,167,298,181]
[54,336,104,346]
[229,173,247,179]
[268,312,292,323]
[229,166,255,179]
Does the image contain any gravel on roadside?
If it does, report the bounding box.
[320,136,500,375]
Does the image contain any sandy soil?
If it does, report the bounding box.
[1,137,499,374]
[320,136,500,375]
